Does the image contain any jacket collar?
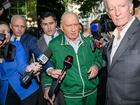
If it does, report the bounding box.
[60,33,85,46]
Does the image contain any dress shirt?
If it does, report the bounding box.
[65,34,83,54]
[43,31,59,45]
[110,17,135,64]
[11,35,21,41]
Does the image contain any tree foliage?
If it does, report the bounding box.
[62,0,102,16]
[26,0,37,20]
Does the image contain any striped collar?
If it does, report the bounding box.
[60,33,84,46]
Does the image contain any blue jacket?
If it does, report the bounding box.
[0,33,52,105]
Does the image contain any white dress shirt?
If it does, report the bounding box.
[110,17,135,64]
[43,31,59,45]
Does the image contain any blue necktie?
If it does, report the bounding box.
[14,38,16,41]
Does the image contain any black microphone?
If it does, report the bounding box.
[48,55,73,99]
[20,52,51,88]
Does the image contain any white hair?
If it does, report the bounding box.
[103,0,133,12]
[60,11,79,25]
[10,15,26,25]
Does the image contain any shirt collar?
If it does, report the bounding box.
[113,16,135,40]
[61,33,83,45]
[43,30,59,38]
[11,35,21,41]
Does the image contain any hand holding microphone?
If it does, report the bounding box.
[48,55,73,101]
[20,53,49,87]
[20,62,42,87]
[25,62,42,75]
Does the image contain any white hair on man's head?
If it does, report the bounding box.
[60,11,79,25]
[10,15,26,24]
[103,0,133,12]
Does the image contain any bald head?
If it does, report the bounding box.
[60,12,79,25]
[60,12,80,41]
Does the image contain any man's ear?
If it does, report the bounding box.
[9,23,12,29]
[40,23,43,28]
[107,12,111,19]
[129,3,133,14]
[60,24,63,31]
[55,21,57,27]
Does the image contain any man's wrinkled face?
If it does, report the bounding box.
[61,14,79,41]
[10,18,26,37]
[106,0,133,29]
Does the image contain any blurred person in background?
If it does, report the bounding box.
[133,0,140,20]
[78,23,84,33]
[0,21,10,47]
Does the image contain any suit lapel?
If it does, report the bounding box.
[38,36,48,51]
[108,18,139,70]
[107,35,114,65]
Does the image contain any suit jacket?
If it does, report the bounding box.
[21,33,52,68]
[38,29,62,56]
[38,35,51,57]
[106,18,140,105]
[38,31,66,105]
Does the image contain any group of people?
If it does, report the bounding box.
[0,0,140,105]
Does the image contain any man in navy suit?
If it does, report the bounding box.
[104,0,140,105]
[0,15,52,105]
[0,20,42,105]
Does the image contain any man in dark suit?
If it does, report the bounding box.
[38,11,62,53]
[103,0,140,105]
[0,15,52,105]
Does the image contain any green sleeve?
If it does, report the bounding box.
[93,48,104,70]
[41,71,53,88]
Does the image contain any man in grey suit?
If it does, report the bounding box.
[38,11,64,105]
[38,11,62,56]
[103,0,140,105]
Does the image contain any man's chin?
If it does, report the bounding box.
[47,34,54,36]
[15,34,22,37]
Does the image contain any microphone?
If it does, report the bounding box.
[48,55,73,99]
[37,54,49,64]
[20,50,51,88]
[38,48,52,64]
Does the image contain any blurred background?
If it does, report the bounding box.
[0,0,140,37]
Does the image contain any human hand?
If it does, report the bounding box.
[47,69,64,79]
[94,38,104,48]
[25,62,42,75]
[87,65,99,79]
[44,88,55,105]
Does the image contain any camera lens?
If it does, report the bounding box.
[0,33,6,42]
